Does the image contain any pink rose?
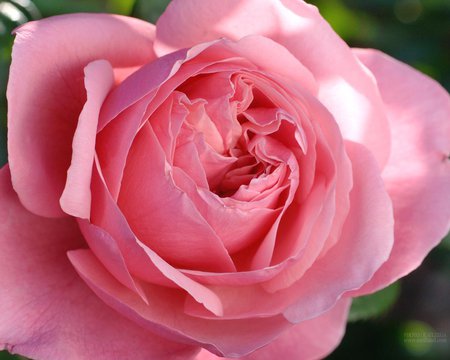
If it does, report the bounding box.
[1,0,449,359]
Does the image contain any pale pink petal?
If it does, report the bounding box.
[0,166,198,360]
[60,60,114,218]
[97,46,224,199]
[77,219,149,304]
[263,90,353,291]
[149,92,189,162]
[223,35,317,95]
[179,71,242,151]
[246,136,300,269]
[282,141,393,322]
[98,37,311,200]
[181,99,225,154]
[89,162,225,317]
[242,85,351,273]
[155,0,390,166]
[172,167,281,256]
[195,298,351,360]
[349,49,450,296]
[181,261,290,287]
[7,14,155,217]
[89,160,174,287]
[96,95,151,199]
[176,35,318,96]
[118,122,236,272]
[184,142,393,321]
[172,101,224,188]
[98,48,187,131]
[68,248,293,357]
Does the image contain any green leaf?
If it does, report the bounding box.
[32,0,106,16]
[348,282,401,322]
[132,0,169,24]
[106,0,135,15]
[0,350,26,359]
[33,0,134,16]
[440,232,450,251]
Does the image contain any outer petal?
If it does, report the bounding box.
[60,60,115,219]
[0,166,199,360]
[350,49,450,296]
[195,298,350,360]
[155,0,390,167]
[7,13,156,218]
[67,248,293,357]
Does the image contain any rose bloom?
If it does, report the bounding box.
[1,0,449,359]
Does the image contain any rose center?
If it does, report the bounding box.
[173,72,294,200]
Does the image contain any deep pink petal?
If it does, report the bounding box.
[0,166,198,360]
[60,60,114,218]
[349,49,450,296]
[196,298,351,360]
[7,14,156,217]
[155,0,390,166]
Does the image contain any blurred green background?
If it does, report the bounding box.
[0,0,449,359]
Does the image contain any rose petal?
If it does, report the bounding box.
[97,46,235,199]
[282,141,393,322]
[264,90,353,290]
[60,60,115,219]
[118,122,236,272]
[155,0,390,166]
[77,219,149,304]
[178,71,242,152]
[7,13,156,217]
[184,142,393,321]
[96,96,151,199]
[0,166,198,360]
[89,161,225,317]
[98,37,310,200]
[68,248,293,357]
[98,48,187,131]
[172,167,282,256]
[195,298,351,360]
[349,49,450,296]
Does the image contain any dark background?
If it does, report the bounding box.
[0,1,449,359]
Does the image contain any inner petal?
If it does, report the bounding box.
[118,122,236,272]
[168,71,305,259]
